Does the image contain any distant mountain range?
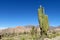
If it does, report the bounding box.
[0,25,60,35]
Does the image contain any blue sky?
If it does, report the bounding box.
[0,0,60,29]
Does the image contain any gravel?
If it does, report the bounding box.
[44,36,60,40]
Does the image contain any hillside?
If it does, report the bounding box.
[0,26,60,35]
[0,26,60,40]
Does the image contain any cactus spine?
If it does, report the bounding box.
[38,5,49,40]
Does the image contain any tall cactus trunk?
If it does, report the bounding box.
[38,5,49,40]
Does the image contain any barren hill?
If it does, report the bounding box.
[0,26,60,35]
[0,26,32,35]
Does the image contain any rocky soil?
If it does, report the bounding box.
[44,36,60,40]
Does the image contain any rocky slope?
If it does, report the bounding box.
[0,26,60,35]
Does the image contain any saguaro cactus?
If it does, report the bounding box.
[38,5,49,40]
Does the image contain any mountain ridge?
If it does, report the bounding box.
[0,25,60,35]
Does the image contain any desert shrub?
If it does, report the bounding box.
[56,32,60,36]
[52,31,56,34]
[21,37,25,40]
[23,32,27,34]
[48,33,57,39]
[18,33,23,35]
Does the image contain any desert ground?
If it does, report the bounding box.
[0,26,60,40]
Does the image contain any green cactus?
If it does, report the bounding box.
[31,26,35,36]
[30,26,38,40]
[38,5,49,40]
[30,26,35,40]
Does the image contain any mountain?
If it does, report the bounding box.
[0,26,32,35]
[0,25,60,35]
